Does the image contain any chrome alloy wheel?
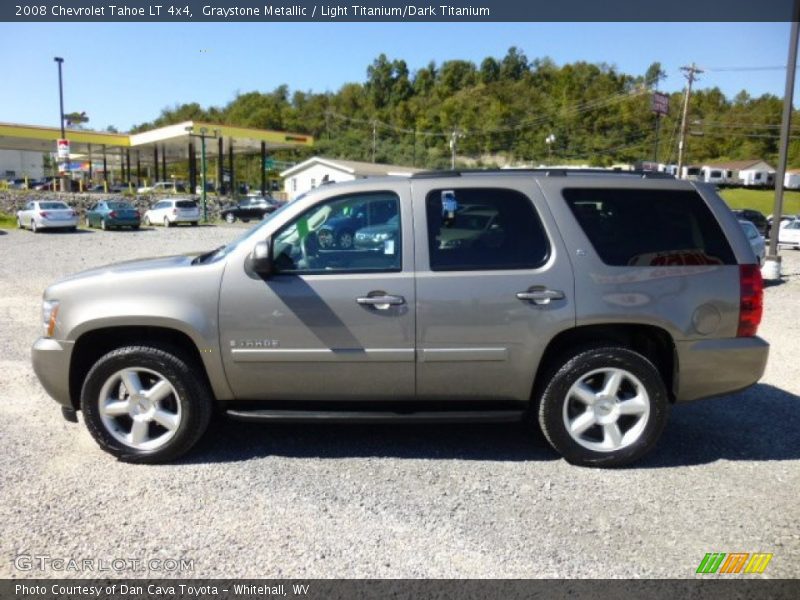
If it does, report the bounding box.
[97,367,182,451]
[562,367,650,452]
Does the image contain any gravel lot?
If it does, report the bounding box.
[0,224,798,579]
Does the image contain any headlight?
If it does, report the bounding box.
[42,299,60,337]
[375,233,390,241]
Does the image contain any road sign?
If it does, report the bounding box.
[56,139,70,159]
[651,92,670,116]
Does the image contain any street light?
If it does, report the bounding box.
[545,133,556,164]
[186,125,219,223]
[54,57,67,192]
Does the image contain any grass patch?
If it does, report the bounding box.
[0,212,17,229]
[719,188,800,216]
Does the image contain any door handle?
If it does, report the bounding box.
[356,293,406,310]
[516,287,565,305]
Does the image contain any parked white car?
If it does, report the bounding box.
[142,198,200,227]
[738,220,765,265]
[778,219,800,249]
[16,200,78,232]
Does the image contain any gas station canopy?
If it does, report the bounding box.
[0,120,314,165]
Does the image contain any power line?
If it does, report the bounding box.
[705,65,796,72]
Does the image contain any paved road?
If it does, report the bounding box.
[0,225,798,578]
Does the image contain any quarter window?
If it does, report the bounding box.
[563,188,736,266]
[272,192,401,274]
[425,188,549,271]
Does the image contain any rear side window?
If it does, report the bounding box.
[425,188,549,271]
[563,188,736,266]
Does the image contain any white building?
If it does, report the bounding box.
[699,160,775,186]
[785,168,800,190]
[0,149,45,180]
[280,157,421,200]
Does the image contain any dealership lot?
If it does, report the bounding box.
[0,224,798,578]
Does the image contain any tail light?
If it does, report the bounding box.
[39,211,49,218]
[173,208,177,215]
[109,211,118,218]
[737,264,763,337]
[70,210,77,217]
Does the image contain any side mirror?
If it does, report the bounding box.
[249,238,273,276]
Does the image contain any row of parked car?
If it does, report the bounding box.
[14,194,282,232]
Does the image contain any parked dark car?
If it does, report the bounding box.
[220,196,279,223]
[85,200,141,230]
[732,209,767,236]
[109,182,137,194]
[317,197,397,249]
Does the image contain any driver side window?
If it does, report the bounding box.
[272,192,401,274]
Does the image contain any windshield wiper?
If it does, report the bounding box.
[192,245,226,265]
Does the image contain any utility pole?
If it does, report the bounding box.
[371,120,377,163]
[449,128,462,170]
[765,9,800,281]
[676,63,703,179]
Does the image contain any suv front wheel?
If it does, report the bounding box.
[80,345,212,463]
[537,346,669,468]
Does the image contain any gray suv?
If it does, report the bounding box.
[31,170,768,467]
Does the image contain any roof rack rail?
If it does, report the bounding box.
[410,168,676,180]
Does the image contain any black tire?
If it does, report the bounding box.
[536,346,669,468]
[338,230,354,249]
[191,221,198,226]
[80,345,213,463]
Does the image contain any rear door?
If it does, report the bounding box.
[411,178,575,402]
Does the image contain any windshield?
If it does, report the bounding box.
[198,202,291,264]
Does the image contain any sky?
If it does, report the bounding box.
[0,22,795,132]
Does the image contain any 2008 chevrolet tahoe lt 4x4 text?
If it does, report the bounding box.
[32,170,768,467]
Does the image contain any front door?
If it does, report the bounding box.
[219,186,415,401]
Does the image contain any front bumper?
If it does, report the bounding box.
[674,336,769,402]
[31,337,74,408]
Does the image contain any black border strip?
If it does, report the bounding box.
[1,0,797,23]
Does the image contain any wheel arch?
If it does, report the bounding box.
[68,326,216,411]
[532,323,677,404]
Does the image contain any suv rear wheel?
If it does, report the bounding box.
[537,346,669,468]
[80,345,212,463]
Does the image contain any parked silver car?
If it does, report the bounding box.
[738,219,766,265]
[16,200,78,232]
[31,170,768,467]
